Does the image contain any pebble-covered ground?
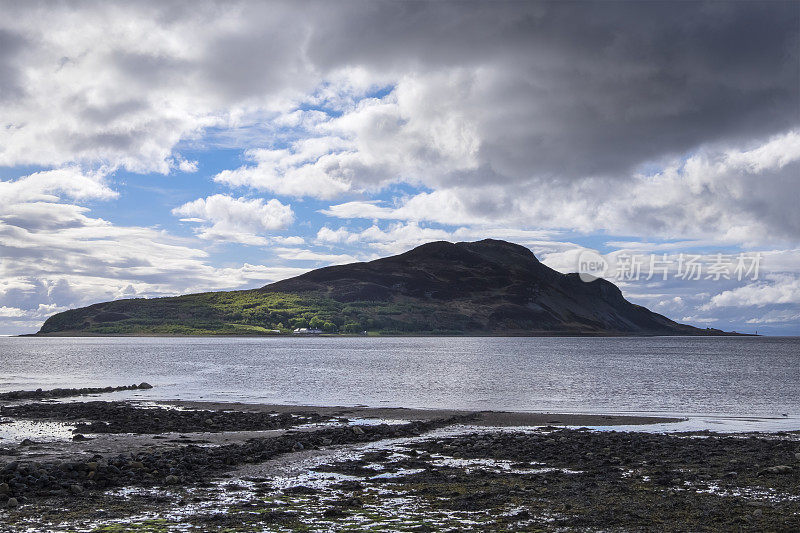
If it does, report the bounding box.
[0,394,798,532]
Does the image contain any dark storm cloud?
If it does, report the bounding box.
[1,0,796,179]
[0,29,26,102]
[293,0,799,180]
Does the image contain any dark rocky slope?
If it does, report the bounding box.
[261,239,721,335]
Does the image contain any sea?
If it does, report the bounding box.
[1,335,798,432]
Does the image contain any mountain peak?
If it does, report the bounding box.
[396,239,539,267]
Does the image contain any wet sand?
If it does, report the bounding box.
[168,400,684,427]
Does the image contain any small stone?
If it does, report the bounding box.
[511,509,531,520]
[128,461,145,470]
[795,452,800,461]
[165,475,180,485]
[323,507,347,518]
[204,418,214,425]
[86,462,98,471]
[72,434,89,442]
[352,426,365,435]
[746,501,769,508]
[0,482,9,495]
[292,441,304,451]
[6,497,18,508]
[758,465,793,476]
[69,484,84,494]
[753,509,763,518]
[19,438,35,446]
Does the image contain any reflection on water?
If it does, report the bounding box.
[0,418,75,444]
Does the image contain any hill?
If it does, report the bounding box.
[36,239,734,336]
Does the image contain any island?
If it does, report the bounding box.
[36,239,737,336]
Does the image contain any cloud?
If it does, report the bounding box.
[172,194,294,244]
[321,130,800,245]
[702,275,800,309]
[321,190,492,226]
[0,167,117,204]
[176,158,199,173]
[0,1,798,334]
[316,221,560,256]
[0,306,26,317]
[275,248,358,264]
[0,173,308,334]
[0,2,797,248]
[214,142,353,199]
[0,1,794,179]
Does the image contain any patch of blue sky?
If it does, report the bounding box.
[0,164,51,180]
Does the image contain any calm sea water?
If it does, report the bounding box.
[1,336,798,430]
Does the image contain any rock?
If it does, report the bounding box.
[511,509,531,520]
[746,501,770,508]
[0,482,9,495]
[758,465,793,476]
[138,382,153,389]
[19,439,35,446]
[72,434,89,441]
[323,507,347,518]
[69,484,84,494]
[336,496,363,508]
[6,497,18,508]
[283,485,318,495]
[752,509,763,518]
[795,452,800,461]
[165,475,180,485]
[292,441,304,451]
[352,426,365,435]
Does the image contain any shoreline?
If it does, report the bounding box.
[23,330,759,337]
[165,400,686,427]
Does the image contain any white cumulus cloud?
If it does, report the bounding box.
[173,194,294,245]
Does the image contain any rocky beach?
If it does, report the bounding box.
[0,387,798,532]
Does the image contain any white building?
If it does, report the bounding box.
[293,328,323,334]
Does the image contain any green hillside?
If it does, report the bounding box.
[38,290,475,336]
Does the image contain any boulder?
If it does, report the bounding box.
[758,465,793,476]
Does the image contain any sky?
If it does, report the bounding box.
[0,0,799,335]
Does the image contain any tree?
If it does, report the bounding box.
[342,322,361,333]
[309,316,324,329]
